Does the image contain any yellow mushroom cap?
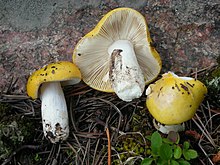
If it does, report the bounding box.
[26,61,81,99]
[146,72,207,125]
[73,7,162,92]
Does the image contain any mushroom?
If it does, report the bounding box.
[73,7,161,102]
[146,72,207,134]
[26,61,81,143]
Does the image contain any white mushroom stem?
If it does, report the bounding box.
[108,40,145,102]
[153,119,185,134]
[40,82,69,143]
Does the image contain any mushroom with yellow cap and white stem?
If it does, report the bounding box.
[146,72,208,134]
[26,61,81,143]
[73,7,162,102]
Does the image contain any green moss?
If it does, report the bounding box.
[112,108,152,165]
[0,103,11,159]
[0,103,35,160]
[211,67,220,77]
[203,66,220,106]
[0,103,11,119]
[113,134,150,165]
[131,108,151,133]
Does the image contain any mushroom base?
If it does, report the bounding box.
[108,40,145,102]
[153,119,185,134]
[40,82,69,143]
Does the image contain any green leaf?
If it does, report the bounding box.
[183,149,198,160]
[146,135,152,141]
[183,141,190,150]
[182,150,190,161]
[178,159,191,165]
[188,149,198,159]
[141,158,154,165]
[151,131,162,155]
[163,138,173,145]
[174,145,182,159]
[159,143,173,160]
[171,159,180,165]
[157,158,168,165]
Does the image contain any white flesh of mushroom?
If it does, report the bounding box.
[153,119,185,134]
[40,82,69,143]
[108,40,145,102]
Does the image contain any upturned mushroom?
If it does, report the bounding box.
[73,7,161,102]
[26,61,81,143]
[146,72,207,134]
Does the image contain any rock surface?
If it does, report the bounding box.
[0,0,219,93]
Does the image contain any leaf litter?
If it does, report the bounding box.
[0,65,219,165]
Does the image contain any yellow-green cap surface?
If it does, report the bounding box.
[26,61,81,99]
[146,72,207,125]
